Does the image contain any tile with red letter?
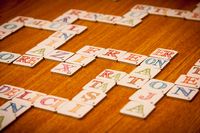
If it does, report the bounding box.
[120,101,155,119]
[72,89,106,106]
[76,45,105,57]
[140,57,170,70]
[131,4,152,12]
[129,65,161,79]
[195,59,200,66]
[1,22,23,32]
[118,52,147,65]
[57,100,93,119]
[62,24,87,34]
[148,6,169,16]
[37,38,66,49]
[53,15,78,24]
[0,51,20,64]
[187,66,200,78]
[142,79,174,94]
[64,9,87,17]
[123,10,148,19]
[0,28,12,40]
[0,100,31,117]
[129,89,164,104]
[0,84,24,100]
[167,85,199,101]
[49,30,76,42]
[9,16,33,24]
[26,46,54,57]
[65,53,95,66]
[115,17,142,27]
[34,95,69,112]
[13,54,43,67]
[79,12,99,22]
[25,19,51,29]
[83,78,116,93]
[175,75,200,89]
[42,22,65,31]
[12,90,47,105]
[0,110,16,131]
[150,48,178,60]
[167,9,190,18]
[51,62,81,76]
[96,69,127,82]
[117,74,149,89]
[185,12,200,21]
[96,14,122,24]
[97,48,127,61]
[44,50,74,62]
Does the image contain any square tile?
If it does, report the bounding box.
[13,54,43,67]
[167,85,199,101]
[167,9,190,18]
[57,100,93,119]
[1,22,23,32]
[142,79,174,94]
[187,65,200,78]
[96,14,122,24]
[65,53,95,66]
[148,6,169,16]
[0,28,12,40]
[118,52,147,65]
[9,16,33,24]
[117,74,149,89]
[129,89,164,104]
[64,9,87,17]
[150,48,178,60]
[0,84,24,100]
[175,75,200,89]
[120,101,155,119]
[44,50,74,62]
[49,30,76,42]
[0,51,21,64]
[34,95,69,112]
[0,100,31,117]
[115,17,142,27]
[53,15,78,24]
[72,89,106,106]
[83,78,116,93]
[129,65,161,79]
[0,110,16,131]
[76,45,105,57]
[42,22,65,31]
[123,10,148,19]
[131,4,152,12]
[37,38,66,49]
[96,69,127,82]
[26,46,54,57]
[25,19,51,29]
[12,90,47,105]
[97,48,127,61]
[51,62,81,76]
[140,57,170,69]
[62,24,87,34]
[79,12,99,22]
[185,12,200,21]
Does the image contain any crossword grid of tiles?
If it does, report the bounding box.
[0,3,200,131]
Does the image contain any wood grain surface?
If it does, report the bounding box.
[0,0,200,132]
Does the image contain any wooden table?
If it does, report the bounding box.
[0,0,200,132]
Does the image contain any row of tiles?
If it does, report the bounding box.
[1,2,200,40]
[0,58,199,130]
